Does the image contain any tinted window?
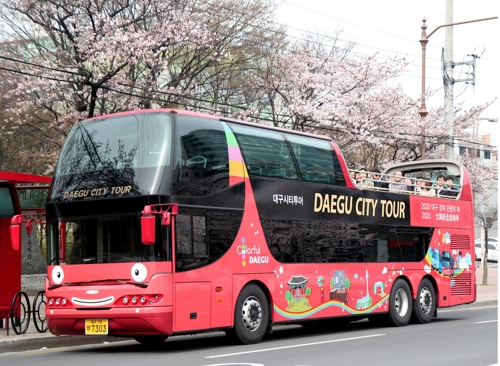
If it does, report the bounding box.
[56,113,172,176]
[175,208,242,271]
[287,134,346,186]
[0,187,15,217]
[52,213,170,264]
[16,188,48,208]
[230,124,298,180]
[51,112,174,199]
[264,219,430,264]
[172,116,229,196]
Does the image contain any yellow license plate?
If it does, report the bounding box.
[85,319,108,335]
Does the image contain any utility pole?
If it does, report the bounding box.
[419,14,497,161]
[444,0,454,159]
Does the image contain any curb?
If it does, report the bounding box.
[0,334,126,353]
[469,299,497,307]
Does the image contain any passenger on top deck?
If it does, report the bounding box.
[440,175,458,198]
[416,178,436,197]
[389,170,408,193]
[356,169,374,189]
[371,169,389,190]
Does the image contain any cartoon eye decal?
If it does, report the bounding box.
[131,263,147,282]
[51,266,64,284]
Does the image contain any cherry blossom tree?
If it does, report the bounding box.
[247,34,494,167]
[0,0,495,174]
[0,0,282,172]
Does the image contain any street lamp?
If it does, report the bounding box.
[419,16,498,160]
[473,117,498,159]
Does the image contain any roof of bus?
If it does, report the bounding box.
[81,108,333,141]
[0,171,52,184]
[383,159,463,176]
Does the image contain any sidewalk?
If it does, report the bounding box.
[1,268,497,353]
[475,266,498,303]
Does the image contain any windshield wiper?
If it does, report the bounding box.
[117,280,148,288]
[48,278,148,290]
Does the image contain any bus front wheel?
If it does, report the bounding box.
[411,278,435,324]
[386,279,412,327]
[230,284,269,344]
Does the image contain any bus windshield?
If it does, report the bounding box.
[51,112,172,200]
[50,212,171,264]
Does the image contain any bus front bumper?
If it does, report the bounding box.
[47,306,173,336]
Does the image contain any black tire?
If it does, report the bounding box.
[386,279,412,327]
[10,291,31,335]
[33,290,48,333]
[133,336,168,345]
[230,284,269,345]
[411,278,436,324]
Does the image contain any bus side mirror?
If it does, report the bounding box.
[141,207,155,245]
[10,215,22,250]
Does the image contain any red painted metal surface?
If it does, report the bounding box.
[0,171,50,320]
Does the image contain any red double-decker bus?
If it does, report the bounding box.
[37,109,475,345]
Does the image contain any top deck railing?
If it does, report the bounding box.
[349,169,461,199]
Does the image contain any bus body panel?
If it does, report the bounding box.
[174,281,211,332]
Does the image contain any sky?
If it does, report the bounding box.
[276,0,498,147]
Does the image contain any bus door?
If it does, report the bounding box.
[171,214,211,333]
[142,204,212,333]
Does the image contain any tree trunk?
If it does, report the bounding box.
[482,233,488,285]
[482,261,488,285]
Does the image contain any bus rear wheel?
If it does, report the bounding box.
[230,284,269,345]
[386,279,412,327]
[411,278,435,324]
[133,336,168,345]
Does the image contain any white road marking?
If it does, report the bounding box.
[474,320,498,324]
[205,334,385,359]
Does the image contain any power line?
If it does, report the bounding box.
[0,53,470,148]
[0,55,80,75]
[0,6,482,149]
[190,0,445,78]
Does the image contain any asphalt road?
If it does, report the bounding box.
[0,303,497,366]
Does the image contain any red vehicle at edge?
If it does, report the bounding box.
[26,109,475,345]
[1,171,50,324]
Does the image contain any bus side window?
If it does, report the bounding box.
[229,124,299,180]
[173,117,230,196]
[0,187,15,217]
[286,135,346,186]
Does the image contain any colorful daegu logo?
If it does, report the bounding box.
[240,237,247,266]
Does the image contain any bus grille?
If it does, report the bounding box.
[450,234,470,251]
[452,273,472,296]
